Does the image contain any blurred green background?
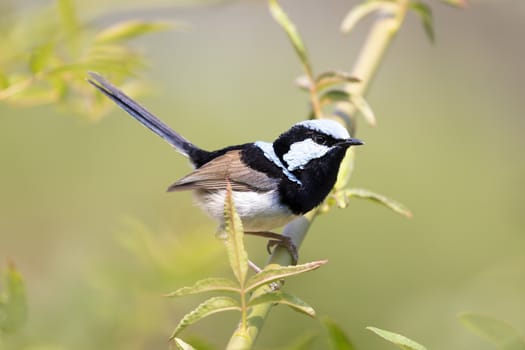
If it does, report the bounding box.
[1,0,525,349]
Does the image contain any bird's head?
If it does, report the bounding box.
[273,119,364,177]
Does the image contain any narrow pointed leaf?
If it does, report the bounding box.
[346,188,412,218]
[223,182,248,286]
[57,0,79,35]
[323,318,357,350]
[165,278,240,297]
[46,63,131,77]
[170,297,240,339]
[248,290,315,318]
[350,94,376,126]
[245,260,327,293]
[341,1,397,33]
[459,313,525,349]
[269,0,311,70]
[333,148,356,192]
[409,2,435,43]
[5,85,59,106]
[316,71,360,92]
[173,337,197,350]
[0,262,27,333]
[367,327,427,350]
[94,20,172,44]
[320,90,351,106]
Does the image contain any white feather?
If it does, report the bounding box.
[195,190,295,231]
[283,138,332,171]
[297,119,350,140]
[254,141,302,185]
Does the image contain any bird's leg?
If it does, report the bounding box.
[248,260,262,273]
[245,231,298,265]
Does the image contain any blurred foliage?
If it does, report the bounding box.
[0,0,174,120]
[323,318,357,350]
[459,313,525,350]
[88,219,225,347]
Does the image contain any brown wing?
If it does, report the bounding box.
[167,150,278,192]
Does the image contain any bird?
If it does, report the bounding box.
[87,72,364,263]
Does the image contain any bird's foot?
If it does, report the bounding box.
[245,231,298,265]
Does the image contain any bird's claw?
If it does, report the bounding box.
[266,236,298,265]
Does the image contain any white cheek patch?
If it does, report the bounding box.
[283,138,331,171]
[255,141,302,185]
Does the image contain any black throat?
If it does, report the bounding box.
[277,146,349,215]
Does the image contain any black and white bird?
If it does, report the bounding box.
[88,72,363,261]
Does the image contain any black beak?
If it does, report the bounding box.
[341,138,364,147]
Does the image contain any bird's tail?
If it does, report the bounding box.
[87,72,204,162]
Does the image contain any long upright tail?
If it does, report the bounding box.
[87,72,205,162]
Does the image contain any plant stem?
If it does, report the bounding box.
[338,1,408,115]
[240,289,247,331]
[226,2,409,348]
[225,211,316,350]
[302,63,323,118]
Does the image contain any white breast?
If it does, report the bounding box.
[194,190,296,232]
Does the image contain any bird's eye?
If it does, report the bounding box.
[313,134,327,145]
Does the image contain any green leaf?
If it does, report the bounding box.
[57,0,79,36]
[173,338,197,350]
[6,84,59,106]
[316,71,360,92]
[322,318,356,350]
[346,188,412,218]
[29,43,55,74]
[341,1,398,33]
[46,62,135,78]
[409,2,435,43]
[459,313,525,350]
[170,296,240,339]
[0,262,27,334]
[223,182,248,287]
[297,72,360,91]
[94,20,172,44]
[245,260,327,293]
[268,0,311,72]
[248,290,315,318]
[367,327,427,350]
[165,278,240,297]
[320,90,351,106]
[0,76,33,101]
[333,150,356,192]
